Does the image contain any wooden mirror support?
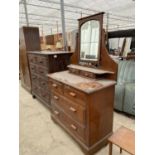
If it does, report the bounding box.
[71,13,118,80]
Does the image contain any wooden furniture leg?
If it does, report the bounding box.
[109,142,112,155]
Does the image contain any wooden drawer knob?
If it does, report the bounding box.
[69,107,76,112]
[69,92,76,97]
[52,83,57,88]
[54,110,59,115]
[39,61,43,64]
[54,96,59,100]
[70,124,77,130]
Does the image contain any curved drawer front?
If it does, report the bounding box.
[52,105,86,142]
[51,92,86,125]
[64,85,87,106]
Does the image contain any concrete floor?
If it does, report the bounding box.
[19,84,135,155]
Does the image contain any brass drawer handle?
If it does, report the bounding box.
[54,96,59,100]
[70,124,77,130]
[52,83,57,88]
[54,110,59,115]
[69,107,76,112]
[69,92,76,97]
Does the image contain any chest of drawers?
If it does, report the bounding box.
[48,71,116,154]
[28,51,72,107]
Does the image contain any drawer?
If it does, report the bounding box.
[36,66,48,77]
[29,64,37,74]
[49,79,63,94]
[80,70,95,79]
[52,105,85,142]
[31,74,39,85]
[64,85,87,106]
[37,56,48,67]
[28,54,38,64]
[51,92,86,125]
[40,89,50,103]
[32,84,40,94]
[69,68,79,75]
[38,77,48,90]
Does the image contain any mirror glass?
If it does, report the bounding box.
[80,20,100,61]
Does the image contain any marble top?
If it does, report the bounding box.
[48,71,116,94]
[68,64,114,75]
[28,50,73,55]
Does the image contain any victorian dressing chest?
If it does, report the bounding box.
[28,51,73,108]
[48,12,118,155]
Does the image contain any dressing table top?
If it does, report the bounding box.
[48,71,116,94]
[68,64,114,74]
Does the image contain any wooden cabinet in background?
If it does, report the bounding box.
[28,51,73,108]
[19,26,41,92]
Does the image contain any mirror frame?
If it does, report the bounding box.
[78,12,104,66]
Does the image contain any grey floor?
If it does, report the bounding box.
[19,84,135,155]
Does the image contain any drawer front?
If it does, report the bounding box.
[29,64,37,74]
[40,89,50,103]
[49,79,63,94]
[37,56,48,67]
[69,68,79,75]
[52,105,85,142]
[64,85,87,106]
[39,77,48,90]
[37,66,48,77]
[28,54,38,64]
[51,92,86,125]
[80,70,95,79]
[31,74,39,85]
[32,83,40,94]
